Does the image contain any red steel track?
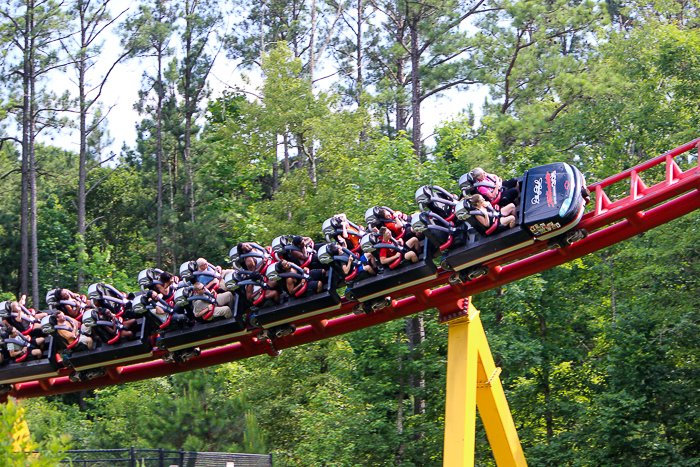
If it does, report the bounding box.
[6,138,700,400]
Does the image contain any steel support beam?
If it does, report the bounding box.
[441,298,527,467]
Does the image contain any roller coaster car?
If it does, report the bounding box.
[156,289,247,352]
[441,162,588,276]
[249,267,341,328]
[344,237,438,303]
[58,314,152,372]
[0,336,59,387]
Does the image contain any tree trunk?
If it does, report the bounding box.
[184,116,196,224]
[283,132,290,174]
[309,0,316,81]
[356,0,363,106]
[77,0,87,291]
[410,23,421,159]
[539,314,554,439]
[411,315,426,421]
[183,1,196,224]
[272,135,279,192]
[395,351,405,465]
[20,0,33,299]
[608,257,617,327]
[300,134,317,188]
[396,54,406,133]
[169,154,177,272]
[156,49,164,268]
[30,74,39,308]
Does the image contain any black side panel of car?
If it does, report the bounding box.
[251,269,341,327]
[63,319,151,371]
[0,337,60,384]
[159,297,247,351]
[345,240,438,301]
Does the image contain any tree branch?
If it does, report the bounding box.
[0,169,21,181]
[87,151,118,173]
[556,141,583,152]
[85,163,123,197]
[85,216,104,230]
[419,78,478,102]
[0,137,22,152]
[545,102,568,122]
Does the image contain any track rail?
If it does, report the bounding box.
[6,138,700,400]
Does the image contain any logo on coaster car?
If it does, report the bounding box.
[529,221,561,236]
[546,171,557,207]
[531,178,543,205]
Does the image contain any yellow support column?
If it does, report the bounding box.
[443,309,480,466]
[441,298,528,467]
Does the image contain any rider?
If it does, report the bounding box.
[92,307,138,341]
[366,207,420,242]
[51,288,87,320]
[192,258,234,292]
[155,271,177,303]
[6,295,46,337]
[5,325,44,361]
[470,167,520,206]
[235,243,269,273]
[328,243,377,280]
[54,310,94,351]
[468,194,516,234]
[276,260,326,296]
[378,227,420,266]
[191,282,236,321]
[144,290,191,330]
[323,214,364,251]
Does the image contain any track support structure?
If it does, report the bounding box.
[440,297,527,467]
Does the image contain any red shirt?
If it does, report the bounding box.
[385,221,403,237]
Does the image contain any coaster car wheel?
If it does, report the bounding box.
[345,289,358,302]
[547,229,588,250]
[177,348,200,361]
[449,265,489,284]
[0,384,12,395]
[371,297,391,311]
[85,368,105,380]
[257,329,271,341]
[274,324,296,339]
[440,258,454,272]
[466,265,489,281]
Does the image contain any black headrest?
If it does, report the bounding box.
[53,288,62,303]
[237,243,244,256]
